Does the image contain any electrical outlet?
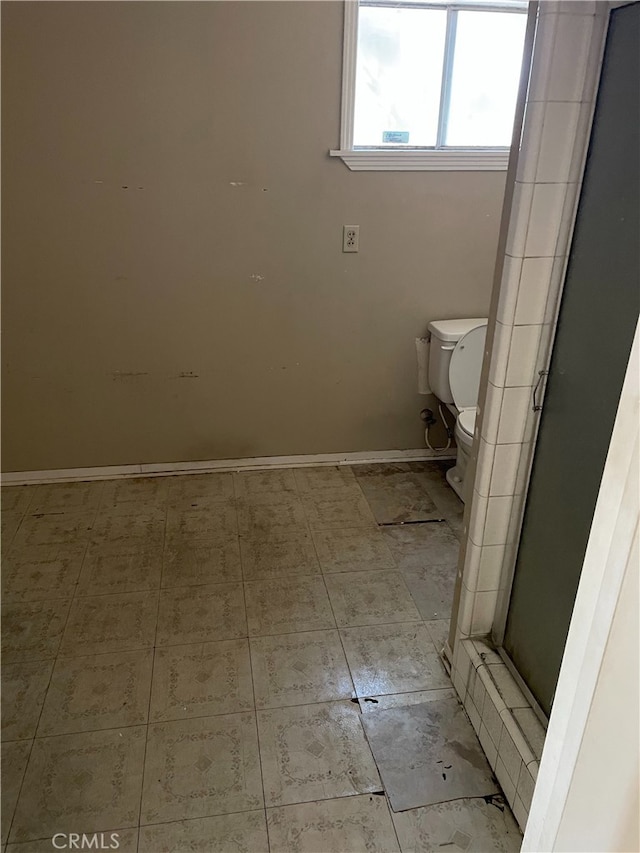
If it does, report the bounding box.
[343,225,359,253]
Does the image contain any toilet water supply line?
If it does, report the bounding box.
[424,403,453,453]
[416,333,453,452]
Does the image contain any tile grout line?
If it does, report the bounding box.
[3,481,106,846]
[136,483,170,843]
[232,475,272,851]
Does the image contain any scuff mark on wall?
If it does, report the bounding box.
[111,371,149,380]
[230,181,248,187]
[173,371,200,379]
[250,274,265,282]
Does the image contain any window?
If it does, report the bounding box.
[331,0,528,171]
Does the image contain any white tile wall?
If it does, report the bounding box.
[478,545,506,592]
[488,322,513,387]
[480,382,503,444]
[471,590,500,634]
[451,1,609,831]
[524,183,567,257]
[498,724,525,791]
[545,13,594,101]
[489,445,521,497]
[454,641,548,832]
[497,387,530,444]
[515,100,545,184]
[517,762,537,811]
[478,722,498,769]
[505,182,535,257]
[497,255,523,325]
[515,257,554,325]
[535,101,582,184]
[495,756,518,803]
[474,439,494,498]
[505,325,542,387]
[483,496,512,546]
[468,491,488,545]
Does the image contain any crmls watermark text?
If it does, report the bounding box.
[51,833,120,849]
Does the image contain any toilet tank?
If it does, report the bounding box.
[427,318,487,404]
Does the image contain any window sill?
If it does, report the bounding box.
[329,148,510,171]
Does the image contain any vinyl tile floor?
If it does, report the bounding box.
[0,463,521,852]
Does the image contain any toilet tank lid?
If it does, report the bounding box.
[427,318,488,342]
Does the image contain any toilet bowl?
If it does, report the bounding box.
[426,318,488,502]
[447,408,476,495]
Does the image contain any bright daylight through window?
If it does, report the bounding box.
[332,0,528,170]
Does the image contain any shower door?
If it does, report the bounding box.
[498,3,640,718]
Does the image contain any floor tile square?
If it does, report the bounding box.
[90,511,166,547]
[250,630,353,708]
[30,482,103,515]
[267,795,400,853]
[37,649,153,736]
[139,811,269,853]
[14,513,94,548]
[293,466,358,494]
[391,797,522,852]
[382,523,460,570]
[340,623,451,697]
[157,583,246,645]
[353,465,442,524]
[402,564,457,621]
[258,701,381,806]
[1,486,35,516]
[245,576,335,636]
[162,536,241,587]
[237,496,307,533]
[77,544,162,596]
[100,477,170,515]
[141,713,263,823]
[166,504,238,540]
[150,640,253,722]
[168,472,235,508]
[2,512,26,548]
[1,740,32,844]
[240,527,320,580]
[60,592,158,656]
[1,599,71,663]
[325,570,421,627]
[1,661,53,741]
[409,462,465,536]
[233,469,297,498]
[10,727,146,843]
[360,696,499,811]
[425,619,451,653]
[1,544,85,603]
[301,493,376,530]
[311,526,396,573]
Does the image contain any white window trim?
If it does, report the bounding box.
[330,0,524,172]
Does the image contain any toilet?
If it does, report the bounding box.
[427,318,488,502]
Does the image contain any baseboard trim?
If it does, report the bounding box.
[2,448,456,486]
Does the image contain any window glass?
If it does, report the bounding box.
[445,11,527,146]
[353,6,447,147]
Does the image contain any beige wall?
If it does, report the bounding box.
[1,1,504,472]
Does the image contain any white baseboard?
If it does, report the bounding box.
[1,448,457,486]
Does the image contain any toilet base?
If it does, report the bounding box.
[446,465,466,502]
